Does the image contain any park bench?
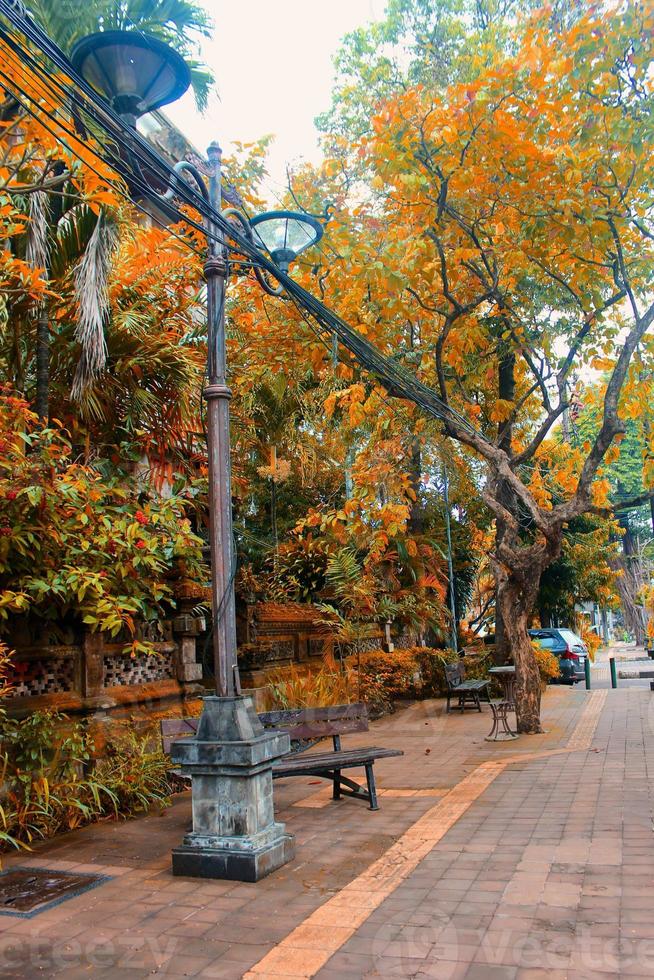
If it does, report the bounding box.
[161,702,403,811]
[444,661,491,713]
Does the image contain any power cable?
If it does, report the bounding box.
[0,0,488,445]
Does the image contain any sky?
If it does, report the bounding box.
[164,0,386,204]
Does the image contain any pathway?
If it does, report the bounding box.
[0,683,652,978]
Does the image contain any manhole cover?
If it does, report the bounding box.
[0,868,108,917]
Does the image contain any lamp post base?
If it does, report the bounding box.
[170,695,294,882]
[172,832,295,882]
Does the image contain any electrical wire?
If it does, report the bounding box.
[0,55,265,285]
[0,0,487,444]
[0,20,249,258]
[0,62,214,263]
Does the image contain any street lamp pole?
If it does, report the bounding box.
[442,464,458,655]
[203,141,237,697]
[166,144,296,880]
[62,21,322,880]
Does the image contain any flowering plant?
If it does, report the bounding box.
[0,392,206,649]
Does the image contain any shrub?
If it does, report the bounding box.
[268,646,483,718]
[577,621,602,662]
[0,391,206,651]
[0,641,12,698]
[348,648,433,715]
[92,730,172,815]
[0,703,173,854]
[1,709,111,849]
[356,650,419,697]
[348,647,456,715]
[268,656,352,709]
[269,648,442,715]
[411,647,459,695]
[459,650,495,681]
[532,642,561,682]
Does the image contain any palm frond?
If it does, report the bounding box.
[30,0,215,110]
[71,215,118,399]
[26,191,50,280]
[51,204,101,278]
[325,547,365,606]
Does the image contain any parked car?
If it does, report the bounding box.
[528,628,588,684]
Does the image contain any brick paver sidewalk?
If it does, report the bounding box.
[1,685,651,978]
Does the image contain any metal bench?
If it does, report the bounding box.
[161,702,403,811]
[444,661,491,713]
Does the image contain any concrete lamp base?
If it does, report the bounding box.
[170,695,295,882]
[172,833,294,883]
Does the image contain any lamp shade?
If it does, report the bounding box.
[249,210,323,272]
[71,30,191,122]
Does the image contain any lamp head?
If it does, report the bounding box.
[71,30,191,125]
[249,210,323,273]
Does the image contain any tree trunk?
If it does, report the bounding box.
[407,318,424,534]
[493,484,513,663]
[610,517,648,645]
[497,567,543,733]
[345,444,355,499]
[610,557,647,646]
[35,300,49,423]
[408,438,424,533]
[494,343,516,663]
[270,478,278,552]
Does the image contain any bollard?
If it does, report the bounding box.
[609,656,617,689]
[584,657,591,690]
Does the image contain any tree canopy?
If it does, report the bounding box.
[0,0,653,730]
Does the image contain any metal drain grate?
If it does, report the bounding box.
[0,868,108,917]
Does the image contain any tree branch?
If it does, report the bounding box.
[612,490,654,511]
[556,298,654,521]
[512,402,569,465]
[608,216,639,321]
[3,172,71,194]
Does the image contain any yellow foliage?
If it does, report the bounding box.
[531,643,560,682]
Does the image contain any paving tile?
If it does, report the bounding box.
[464,965,517,979]
[415,963,470,980]
[4,680,649,980]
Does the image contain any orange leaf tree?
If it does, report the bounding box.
[314,2,654,731]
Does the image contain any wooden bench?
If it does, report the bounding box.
[161,702,403,811]
[444,661,491,713]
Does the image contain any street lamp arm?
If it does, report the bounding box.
[162,159,209,204]
[206,203,286,297]
[253,265,285,298]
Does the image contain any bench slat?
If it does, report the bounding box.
[260,703,367,724]
[161,718,199,736]
[274,746,403,775]
[271,717,369,740]
[160,703,403,810]
[161,704,370,747]
[445,662,491,692]
[259,703,369,740]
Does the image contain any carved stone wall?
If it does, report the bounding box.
[9,652,76,698]
[102,648,176,687]
[5,624,203,717]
